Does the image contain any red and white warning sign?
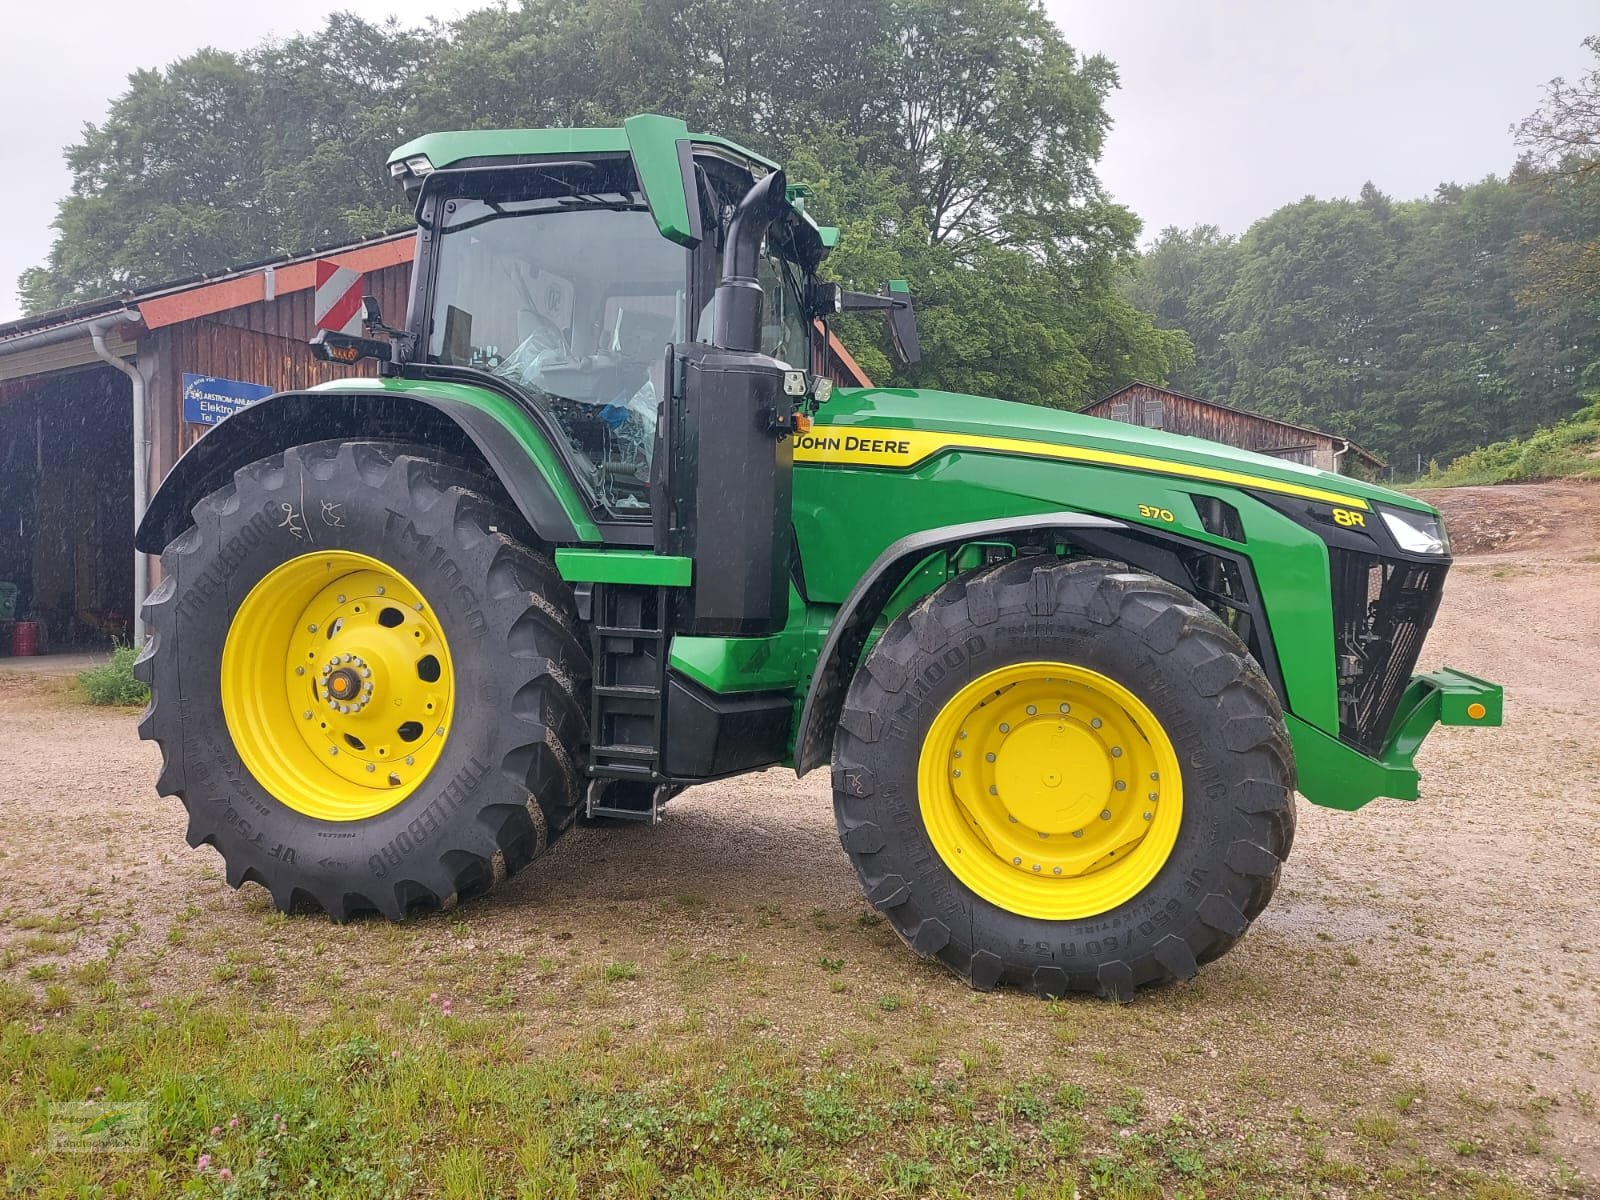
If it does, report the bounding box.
[313,260,365,335]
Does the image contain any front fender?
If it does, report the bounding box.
[792,512,1126,776]
[136,388,598,554]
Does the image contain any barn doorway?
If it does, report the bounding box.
[0,367,134,654]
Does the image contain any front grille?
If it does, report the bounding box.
[1329,549,1448,754]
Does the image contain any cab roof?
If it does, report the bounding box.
[387,113,834,255]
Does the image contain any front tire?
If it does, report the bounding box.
[135,440,590,919]
[831,557,1295,999]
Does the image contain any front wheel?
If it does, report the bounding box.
[135,440,591,919]
[831,557,1295,999]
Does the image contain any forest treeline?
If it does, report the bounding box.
[1127,35,1600,470]
[18,4,1600,468]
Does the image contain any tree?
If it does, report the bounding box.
[20,0,1187,410]
[20,16,425,313]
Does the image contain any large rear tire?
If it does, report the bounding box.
[831,557,1295,999]
[135,440,590,919]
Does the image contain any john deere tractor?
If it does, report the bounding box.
[134,115,1501,998]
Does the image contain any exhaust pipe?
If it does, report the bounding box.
[712,169,787,353]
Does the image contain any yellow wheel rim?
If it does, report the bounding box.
[917,661,1183,920]
[221,551,454,821]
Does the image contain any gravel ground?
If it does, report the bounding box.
[1,481,1596,1192]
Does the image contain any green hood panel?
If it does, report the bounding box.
[807,387,1431,516]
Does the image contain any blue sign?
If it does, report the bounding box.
[182,373,274,425]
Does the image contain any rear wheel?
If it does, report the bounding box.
[831,557,1295,999]
[135,440,590,919]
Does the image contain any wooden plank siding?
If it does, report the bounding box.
[156,262,414,456]
[1082,382,1382,477]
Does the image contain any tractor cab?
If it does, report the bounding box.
[397,136,822,522]
[341,116,916,641]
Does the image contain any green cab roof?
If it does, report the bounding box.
[386,114,835,253]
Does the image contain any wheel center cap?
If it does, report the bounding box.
[322,653,375,714]
[327,668,360,700]
[993,719,1112,834]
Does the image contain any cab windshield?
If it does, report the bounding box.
[428,197,686,516]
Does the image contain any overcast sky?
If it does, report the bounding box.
[2,0,1594,323]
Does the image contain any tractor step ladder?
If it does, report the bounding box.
[584,584,673,824]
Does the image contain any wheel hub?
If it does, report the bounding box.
[221,551,455,821]
[918,662,1183,919]
[323,656,372,712]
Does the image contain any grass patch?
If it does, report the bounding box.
[1412,395,1600,487]
[75,642,149,706]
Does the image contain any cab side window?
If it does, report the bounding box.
[756,243,808,368]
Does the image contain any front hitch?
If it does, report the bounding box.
[1286,668,1503,811]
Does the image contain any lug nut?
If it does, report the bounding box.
[295,666,305,676]
[999,723,1010,733]
[1100,809,1112,820]
[329,746,338,756]
[1111,746,1122,758]
[1114,781,1126,791]
[1012,857,1022,866]
[1059,703,1070,713]
[1143,812,1153,821]
[1091,718,1102,729]
[337,594,346,604]
[1073,829,1084,838]
[366,763,376,773]
[990,786,999,796]
[303,710,313,720]
[1026,705,1036,715]
[404,755,414,765]
[1053,866,1063,875]
[307,623,318,634]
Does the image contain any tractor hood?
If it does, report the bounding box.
[805,386,1430,516]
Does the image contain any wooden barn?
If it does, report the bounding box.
[1082,382,1384,478]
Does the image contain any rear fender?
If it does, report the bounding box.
[135,390,590,554]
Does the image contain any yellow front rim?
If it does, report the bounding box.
[221,551,454,821]
[917,662,1183,920]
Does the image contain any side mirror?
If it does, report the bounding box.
[837,280,921,366]
[361,294,405,338]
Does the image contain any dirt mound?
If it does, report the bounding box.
[1410,479,1600,557]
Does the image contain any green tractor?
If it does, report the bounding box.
[134,115,1501,998]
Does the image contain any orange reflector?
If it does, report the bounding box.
[1467,702,1486,720]
[795,414,814,434]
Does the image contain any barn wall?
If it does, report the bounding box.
[143,262,413,484]
[1085,384,1341,471]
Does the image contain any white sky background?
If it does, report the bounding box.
[1,0,1595,323]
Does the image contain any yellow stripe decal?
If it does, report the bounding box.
[792,427,1371,510]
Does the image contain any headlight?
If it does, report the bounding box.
[1380,506,1449,555]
